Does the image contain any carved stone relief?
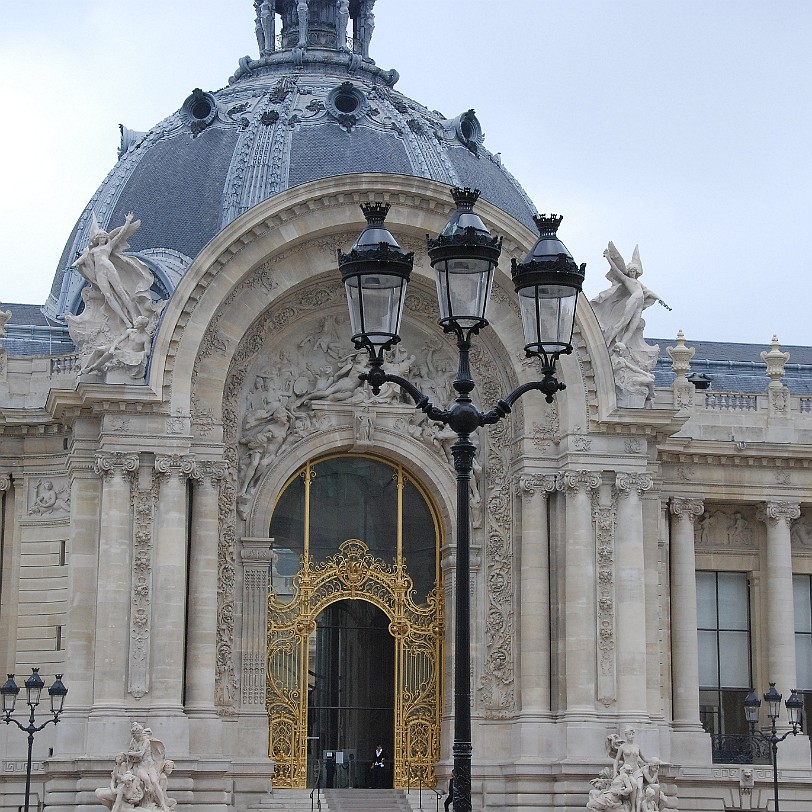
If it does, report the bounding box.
[594,497,617,707]
[791,512,812,549]
[210,276,521,717]
[29,478,71,516]
[129,467,159,699]
[694,507,757,549]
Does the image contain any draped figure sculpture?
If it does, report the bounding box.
[591,243,670,406]
[67,213,165,381]
[586,729,677,812]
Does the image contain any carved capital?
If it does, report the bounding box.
[155,454,197,481]
[516,474,557,500]
[191,459,229,487]
[94,452,139,479]
[556,470,601,495]
[759,501,801,529]
[615,472,653,497]
[0,473,11,492]
[670,497,704,523]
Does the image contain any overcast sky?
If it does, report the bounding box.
[1,1,810,347]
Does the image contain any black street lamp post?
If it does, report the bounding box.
[743,682,803,812]
[339,188,585,812]
[1,669,68,812]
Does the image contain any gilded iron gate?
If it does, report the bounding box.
[266,537,443,788]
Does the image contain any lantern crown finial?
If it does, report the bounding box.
[360,201,391,227]
[532,213,564,237]
[450,186,481,211]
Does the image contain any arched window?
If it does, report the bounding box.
[269,453,441,602]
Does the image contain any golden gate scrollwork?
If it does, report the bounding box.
[267,538,443,788]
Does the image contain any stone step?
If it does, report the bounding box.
[249,787,326,810]
[322,788,413,811]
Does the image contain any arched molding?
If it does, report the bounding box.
[143,173,614,437]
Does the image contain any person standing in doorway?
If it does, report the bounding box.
[370,744,386,788]
[444,769,456,811]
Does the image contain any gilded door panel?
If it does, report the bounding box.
[267,539,442,788]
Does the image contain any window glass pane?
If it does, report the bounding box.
[794,576,812,633]
[309,457,398,564]
[699,689,720,735]
[696,572,718,628]
[403,478,438,603]
[717,572,749,630]
[698,630,719,687]
[719,630,751,687]
[269,473,306,600]
[796,635,812,691]
[721,688,750,735]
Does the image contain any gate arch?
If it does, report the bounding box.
[266,454,443,788]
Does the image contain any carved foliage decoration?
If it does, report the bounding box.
[593,495,617,706]
[129,467,159,698]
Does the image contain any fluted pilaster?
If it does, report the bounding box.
[518,475,556,714]
[151,454,196,709]
[614,472,652,717]
[92,452,139,710]
[557,470,601,714]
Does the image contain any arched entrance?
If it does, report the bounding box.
[266,454,443,789]
[308,599,395,788]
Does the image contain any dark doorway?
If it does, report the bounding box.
[307,599,395,789]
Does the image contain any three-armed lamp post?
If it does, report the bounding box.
[1,669,68,812]
[338,187,585,812]
[743,682,803,812]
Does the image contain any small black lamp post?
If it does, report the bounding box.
[743,682,802,812]
[1,669,67,812]
[339,188,585,812]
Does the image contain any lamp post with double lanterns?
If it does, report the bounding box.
[338,187,586,812]
[743,682,803,812]
[1,669,68,812]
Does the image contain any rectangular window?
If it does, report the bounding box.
[697,571,753,759]
[55,625,63,651]
[793,574,812,728]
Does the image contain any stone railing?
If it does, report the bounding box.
[710,732,771,765]
[704,392,760,412]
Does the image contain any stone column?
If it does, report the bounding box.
[557,470,601,715]
[614,473,652,718]
[151,454,195,713]
[518,475,556,714]
[92,452,139,711]
[669,497,704,730]
[186,462,227,718]
[759,501,801,709]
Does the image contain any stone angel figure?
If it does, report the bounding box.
[591,243,669,405]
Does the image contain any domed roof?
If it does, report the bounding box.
[45,0,537,321]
